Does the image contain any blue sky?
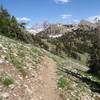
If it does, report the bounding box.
[0,0,100,27]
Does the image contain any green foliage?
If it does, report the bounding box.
[58,76,69,89]
[32,47,43,57]
[11,56,26,77]
[0,74,14,86]
[88,32,100,75]
[45,29,93,61]
[0,5,49,51]
[32,48,39,53]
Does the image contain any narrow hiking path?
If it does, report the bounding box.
[0,55,59,100]
[36,56,59,100]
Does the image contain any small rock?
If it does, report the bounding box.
[13,53,18,57]
[95,94,100,100]
[32,74,35,78]
[1,92,9,98]
[9,84,15,90]
[0,44,3,48]
[4,50,7,53]
[72,83,76,88]
[25,75,28,78]
[0,59,4,64]
[39,96,42,99]
[2,47,7,50]
[1,55,6,59]
[80,95,92,100]
[71,92,75,96]
[6,60,9,63]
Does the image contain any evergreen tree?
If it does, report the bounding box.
[88,32,100,74]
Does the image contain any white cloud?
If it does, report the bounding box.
[55,0,70,4]
[61,14,72,19]
[87,15,100,23]
[17,17,31,23]
[73,19,79,23]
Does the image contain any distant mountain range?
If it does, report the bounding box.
[26,24,44,35]
[27,19,98,38]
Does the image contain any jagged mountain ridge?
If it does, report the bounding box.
[27,20,97,38]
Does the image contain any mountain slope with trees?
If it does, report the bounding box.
[0,6,100,100]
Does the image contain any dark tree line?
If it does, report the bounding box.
[88,28,100,75]
[46,27,100,75]
[0,6,49,50]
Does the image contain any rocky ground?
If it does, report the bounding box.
[0,35,100,100]
[0,56,59,100]
[0,35,60,100]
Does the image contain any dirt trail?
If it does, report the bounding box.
[0,56,60,100]
[36,56,59,100]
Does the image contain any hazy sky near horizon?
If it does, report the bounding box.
[0,0,100,27]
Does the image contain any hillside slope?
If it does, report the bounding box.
[0,35,100,100]
[0,35,60,100]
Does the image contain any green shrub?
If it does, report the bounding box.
[0,75,14,86]
[58,76,69,89]
[11,56,26,77]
